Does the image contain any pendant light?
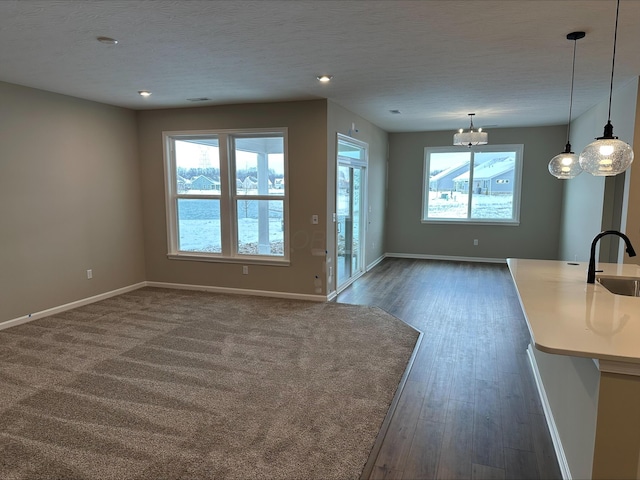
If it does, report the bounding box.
[579,0,634,176]
[453,113,488,147]
[548,32,585,179]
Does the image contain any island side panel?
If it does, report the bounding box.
[593,372,640,480]
[531,346,599,480]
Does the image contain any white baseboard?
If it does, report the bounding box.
[1,280,330,332]
[526,344,572,480]
[367,253,386,271]
[385,252,506,264]
[0,282,147,332]
[145,281,328,302]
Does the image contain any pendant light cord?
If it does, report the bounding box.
[607,0,620,122]
[566,37,578,145]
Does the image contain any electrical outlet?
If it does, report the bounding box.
[87,269,93,279]
[242,266,249,275]
[312,214,319,224]
[473,239,479,246]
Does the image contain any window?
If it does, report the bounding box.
[422,145,523,224]
[164,129,288,264]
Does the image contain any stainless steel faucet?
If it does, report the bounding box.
[587,230,637,283]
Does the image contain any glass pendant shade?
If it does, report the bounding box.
[548,150,582,179]
[579,135,634,176]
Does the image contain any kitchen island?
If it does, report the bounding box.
[508,258,640,480]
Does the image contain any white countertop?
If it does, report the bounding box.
[507,258,640,365]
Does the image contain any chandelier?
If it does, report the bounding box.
[453,113,488,147]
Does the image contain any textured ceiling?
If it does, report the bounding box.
[1,0,639,132]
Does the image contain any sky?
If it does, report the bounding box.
[429,151,470,173]
[175,140,284,174]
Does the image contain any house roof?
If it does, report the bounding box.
[1,1,639,132]
[191,175,219,184]
[454,158,515,181]
[430,161,469,181]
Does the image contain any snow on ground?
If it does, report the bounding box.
[178,218,284,255]
[427,192,513,219]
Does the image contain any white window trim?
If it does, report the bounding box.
[421,144,524,226]
[163,128,290,265]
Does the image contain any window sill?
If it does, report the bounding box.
[167,253,290,266]
[421,219,520,226]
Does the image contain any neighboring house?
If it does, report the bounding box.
[429,161,469,192]
[241,176,258,190]
[274,177,285,189]
[240,176,273,191]
[190,175,220,191]
[453,156,515,194]
[177,175,190,193]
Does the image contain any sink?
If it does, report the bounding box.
[596,275,640,297]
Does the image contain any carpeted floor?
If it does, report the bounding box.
[0,288,419,479]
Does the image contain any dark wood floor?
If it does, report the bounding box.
[336,258,562,480]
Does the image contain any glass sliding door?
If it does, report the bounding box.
[336,135,367,292]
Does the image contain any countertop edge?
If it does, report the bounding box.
[507,258,640,367]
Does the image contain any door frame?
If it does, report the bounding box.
[335,133,368,294]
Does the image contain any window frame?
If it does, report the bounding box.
[163,128,289,265]
[421,144,524,225]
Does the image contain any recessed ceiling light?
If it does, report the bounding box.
[138,90,152,97]
[97,36,118,45]
[187,97,211,102]
[389,109,402,114]
[316,75,333,83]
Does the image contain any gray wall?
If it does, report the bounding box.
[137,100,330,297]
[559,77,640,263]
[386,125,567,260]
[0,81,146,323]
[327,101,388,293]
